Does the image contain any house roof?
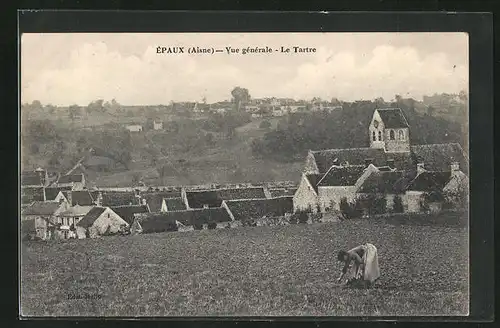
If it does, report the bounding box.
[77,207,107,228]
[110,205,149,225]
[225,197,294,221]
[44,186,72,201]
[406,171,452,192]
[58,205,94,217]
[58,173,84,184]
[185,187,266,209]
[164,198,187,211]
[134,208,232,232]
[317,165,366,187]
[268,188,297,198]
[376,108,409,128]
[21,186,45,204]
[21,172,43,186]
[309,143,467,174]
[71,190,95,206]
[357,171,405,194]
[142,191,182,212]
[101,191,138,207]
[305,174,323,193]
[22,201,61,216]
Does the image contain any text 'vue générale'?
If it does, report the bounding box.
[156,46,317,55]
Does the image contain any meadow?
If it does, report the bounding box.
[20,219,469,317]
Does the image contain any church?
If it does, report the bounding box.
[293,107,469,214]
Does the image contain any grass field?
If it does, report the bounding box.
[20,220,468,317]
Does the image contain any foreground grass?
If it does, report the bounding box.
[20,221,468,317]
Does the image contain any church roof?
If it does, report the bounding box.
[376,108,409,128]
[309,143,467,174]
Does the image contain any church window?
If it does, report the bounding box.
[390,130,395,140]
[372,131,376,141]
[399,130,405,140]
[378,131,382,141]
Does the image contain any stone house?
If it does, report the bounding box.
[56,173,86,191]
[183,187,267,209]
[126,124,143,132]
[21,201,69,240]
[355,170,406,213]
[223,196,294,222]
[153,120,163,130]
[56,204,94,239]
[76,206,129,239]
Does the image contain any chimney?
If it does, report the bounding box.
[364,158,374,167]
[387,159,395,169]
[96,192,103,207]
[67,192,73,206]
[142,198,147,206]
[416,163,425,175]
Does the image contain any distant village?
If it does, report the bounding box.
[21,107,469,241]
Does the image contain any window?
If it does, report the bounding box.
[372,131,376,141]
[378,131,382,141]
[399,130,405,140]
[390,130,395,140]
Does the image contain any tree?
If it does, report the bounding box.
[45,104,56,114]
[68,105,81,120]
[131,173,141,186]
[86,99,105,113]
[458,90,468,103]
[426,105,436,116]
[31,100,43,111]
[231,87,251,111]
[393,195,404,213]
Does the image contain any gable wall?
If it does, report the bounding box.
[293,174,318,213]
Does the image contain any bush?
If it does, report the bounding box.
[207,222,217,230]
[393,195,404,213]
[354,194,387,216]
[193,223,204,230]
[297,211,309,224]
[339,197,361,220]
[259,120,272,129]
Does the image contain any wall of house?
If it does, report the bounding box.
[318,186,356,212]
[90,208,129,237]
[384,128,410,152]
[293,175,318,213]
[386,194,395,211]
[303,152,320,174]
[405,191,423,213]
[76,226,87,239]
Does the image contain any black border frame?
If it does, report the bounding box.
[14,10,494,324]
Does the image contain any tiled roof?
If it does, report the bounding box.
[58,173,84,184]
[21,172,42,186]
[142,191,181,212]
[317,165,366,187]
[164,198,187,211]
[357,171,405,194]
[58,205,94,217]
[77,207,107,228]
[225,197,294,221]
[22,201,61,216]
[110,205,149,225]
[269,188,297,198]
[21,186,45,204]
[71,190,95,206]
[376,108,409,128]
[45,186,72,201]
[406,171,452,192]
[101,191,138,207]
[134,208,232,232]
[310,143,467,174]
[186,187,266,209]
[411,143,468,173]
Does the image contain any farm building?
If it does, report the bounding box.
[355,170,406,213]
[76,207,129,239]
[21,169,48,187]
[56,173,86,190]
[56,205,95,239]
[223,196,294,222]
[162,197,187,211]
[126,124,143,132]
[184,187,267,209]
[68,190,96,206]
[131,207,233,233]
[97,191,140,207]
[110,205,150,225]
[141,190,182,212]
[153,120,163,130]
[404,162,468,213]
[21,186,46,205]
[21,201,69,240]
[44,186,73,201]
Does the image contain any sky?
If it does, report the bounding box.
[21,33,468,106]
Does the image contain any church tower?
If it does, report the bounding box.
[369,108,410,153]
